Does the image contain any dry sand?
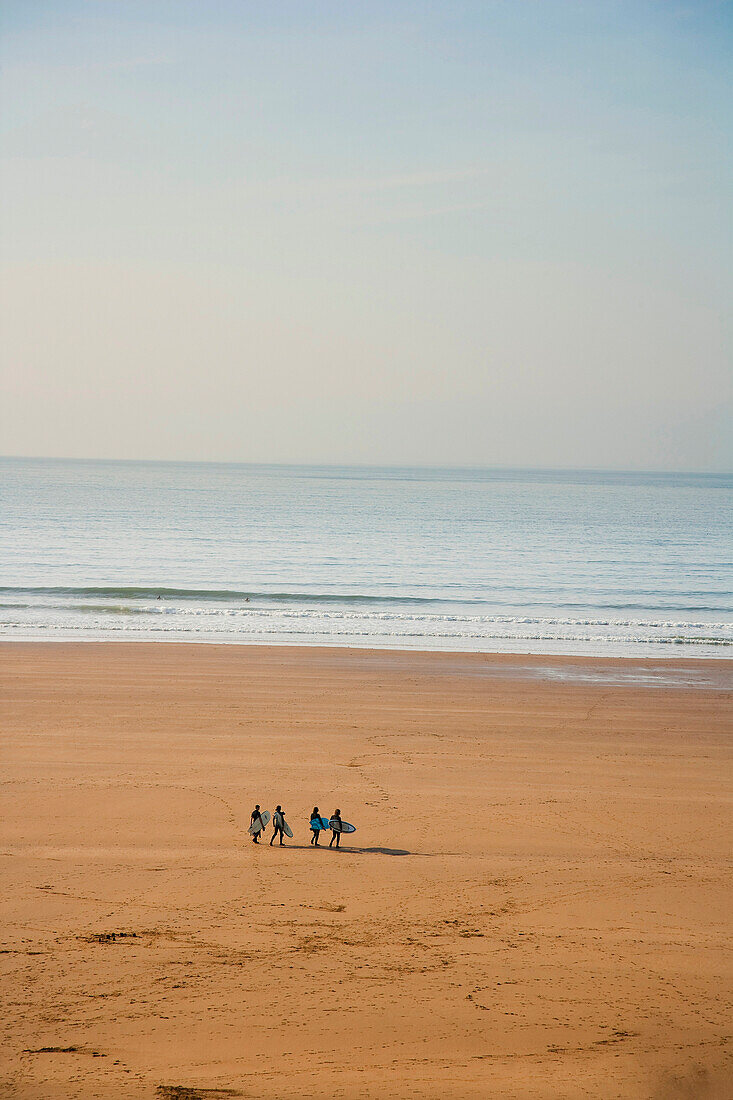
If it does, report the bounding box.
[1,643,731,1099]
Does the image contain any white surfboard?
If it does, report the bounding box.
[329,819,356,834]
[248,810,270,836]
[272,812,293,838]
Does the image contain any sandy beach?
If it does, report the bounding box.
[1,643,731,1099]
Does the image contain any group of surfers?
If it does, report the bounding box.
[250,805,346,847]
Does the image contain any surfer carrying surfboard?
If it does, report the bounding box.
[270,805,288,846]
[329,809,343,848]
[250,804,265,844]
[310,806,324,846]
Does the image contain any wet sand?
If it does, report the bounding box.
[1,643,731,1099]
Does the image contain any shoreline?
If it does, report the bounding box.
[2,639,732,687]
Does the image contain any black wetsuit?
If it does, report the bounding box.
[310,814,322,846]
[250,809,264,843]
[329,814,342,848]
[271,812,285,846]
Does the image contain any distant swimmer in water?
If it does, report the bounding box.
[310,806,323,846]
[329,808,342,849]
[250,804,264,844]
[270,805,287,846]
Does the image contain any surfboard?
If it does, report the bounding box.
[310,816,331,830]
[248,810,270,836]
[272,812,293,838]
[329,819,356,834]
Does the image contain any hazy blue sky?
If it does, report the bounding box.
[1,1,731,469]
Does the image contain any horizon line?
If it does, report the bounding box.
[1,454,731,478]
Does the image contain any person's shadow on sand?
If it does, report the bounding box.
[276,845,410,856]
[353,846,409,856]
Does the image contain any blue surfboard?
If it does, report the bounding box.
[309,816,331,830]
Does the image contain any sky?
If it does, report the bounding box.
[1,0,731,470]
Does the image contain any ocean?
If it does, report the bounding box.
[1,457,730,657]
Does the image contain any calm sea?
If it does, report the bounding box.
[1,458,730,657]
